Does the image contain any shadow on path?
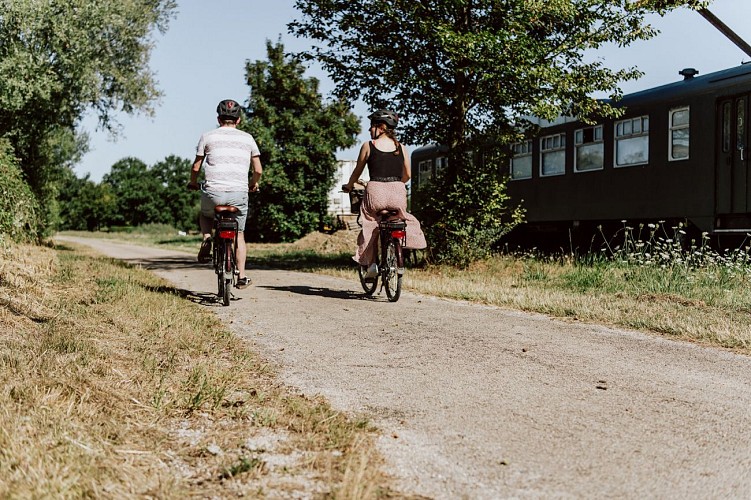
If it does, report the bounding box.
[143,284,244,307]
[121,256,209,272]
[258,284,372,301]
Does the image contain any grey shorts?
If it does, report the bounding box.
[200,190,249,231]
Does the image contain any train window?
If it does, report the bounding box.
[540,133,566,176]
[669,107,689,161]
[723,102,732,153]
[615,116,649,167]
[418,160,432,187]
[574,125,604,172]
[436,156,448,176]
[737,99,746,151]
[511,140,532,179]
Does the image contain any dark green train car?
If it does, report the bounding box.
[412,63,751,243]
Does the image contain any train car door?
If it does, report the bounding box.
[716,96,750,213]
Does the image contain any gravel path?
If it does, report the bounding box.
[56,236,751,499]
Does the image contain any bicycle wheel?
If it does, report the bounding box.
[215,238,226,304]
[221,238,233,306]
[384,239,402,302]
[358,263,378,295]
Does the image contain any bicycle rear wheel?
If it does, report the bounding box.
[215,238,226,304]
[384,239,402,302]
[221,238,233,306]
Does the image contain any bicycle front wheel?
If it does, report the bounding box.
[384,239,402,302]
[358,264,378,295]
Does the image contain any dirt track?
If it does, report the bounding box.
[56,236,751,499]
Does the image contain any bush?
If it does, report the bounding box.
[417,158,525,267]
[0,140,41,242]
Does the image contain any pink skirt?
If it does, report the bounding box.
[354,181,427,266]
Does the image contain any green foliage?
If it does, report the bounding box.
[58,155,196,232]
[241,40,359,242]
[290,0,702,264]
[290,0,702,145]
[102,158,165,227]
[0,0,175,230]
[0,139,41,241]
[418,154,525,267]
[57,168,117,231]
[151,155,197,231]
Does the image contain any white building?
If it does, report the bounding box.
[327,160,369,216]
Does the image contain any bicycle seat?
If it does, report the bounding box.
[377,208,400,218]
[214,205,239,216]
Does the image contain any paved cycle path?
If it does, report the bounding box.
[56,236,751,499]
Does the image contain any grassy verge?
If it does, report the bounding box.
[0,241,394,497]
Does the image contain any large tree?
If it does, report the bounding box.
[0,0,175,235]
[102,157,167,228]
[290,0,707,262]
[242,40,360,242]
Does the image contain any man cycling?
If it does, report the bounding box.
[187,99,262,289]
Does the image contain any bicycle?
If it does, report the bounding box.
[190,181,240,306]
[211,205,240,306]
[346,186,407,302]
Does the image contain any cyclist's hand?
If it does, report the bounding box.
[342,183,352,193]
[187,181,199,191]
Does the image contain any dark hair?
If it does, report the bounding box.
[216,99,242,120]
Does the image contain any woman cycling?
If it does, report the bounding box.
[343,109,427,277]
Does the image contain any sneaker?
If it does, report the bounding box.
[197,239,212,263]
[236,277,251,289]
[364,263,378,278]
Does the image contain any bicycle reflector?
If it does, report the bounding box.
[219,230,236,239]
[391,230,406,239]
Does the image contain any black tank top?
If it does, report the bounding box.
[367,141,403,180]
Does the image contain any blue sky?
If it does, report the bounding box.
[75,0,751,181]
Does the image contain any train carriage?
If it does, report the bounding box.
[411,63,751,245]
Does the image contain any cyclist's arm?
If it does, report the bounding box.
[344,142,369,192]
[249,155,262,192]
[401,144,411,183]
[188,155,203,189]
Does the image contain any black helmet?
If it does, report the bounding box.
[368,109,398,129]
[217,99,243,120]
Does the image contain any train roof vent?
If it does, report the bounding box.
[679,68,699,80]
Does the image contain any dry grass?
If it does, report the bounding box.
[0,240,396,497]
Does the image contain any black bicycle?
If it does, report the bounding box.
[211,205,239,306]
[348,187,406,302]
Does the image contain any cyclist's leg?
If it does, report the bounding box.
[236,230,247,280]
[198,192,216,262]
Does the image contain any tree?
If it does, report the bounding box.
[102,158,166,227]
[58,169,117,231]
[0,139,40,242]
[289,0,706,263]
[241,40,360,242]
[0,0,175,236]
[152,155,197,231]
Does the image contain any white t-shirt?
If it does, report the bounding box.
[196,126,260,192]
